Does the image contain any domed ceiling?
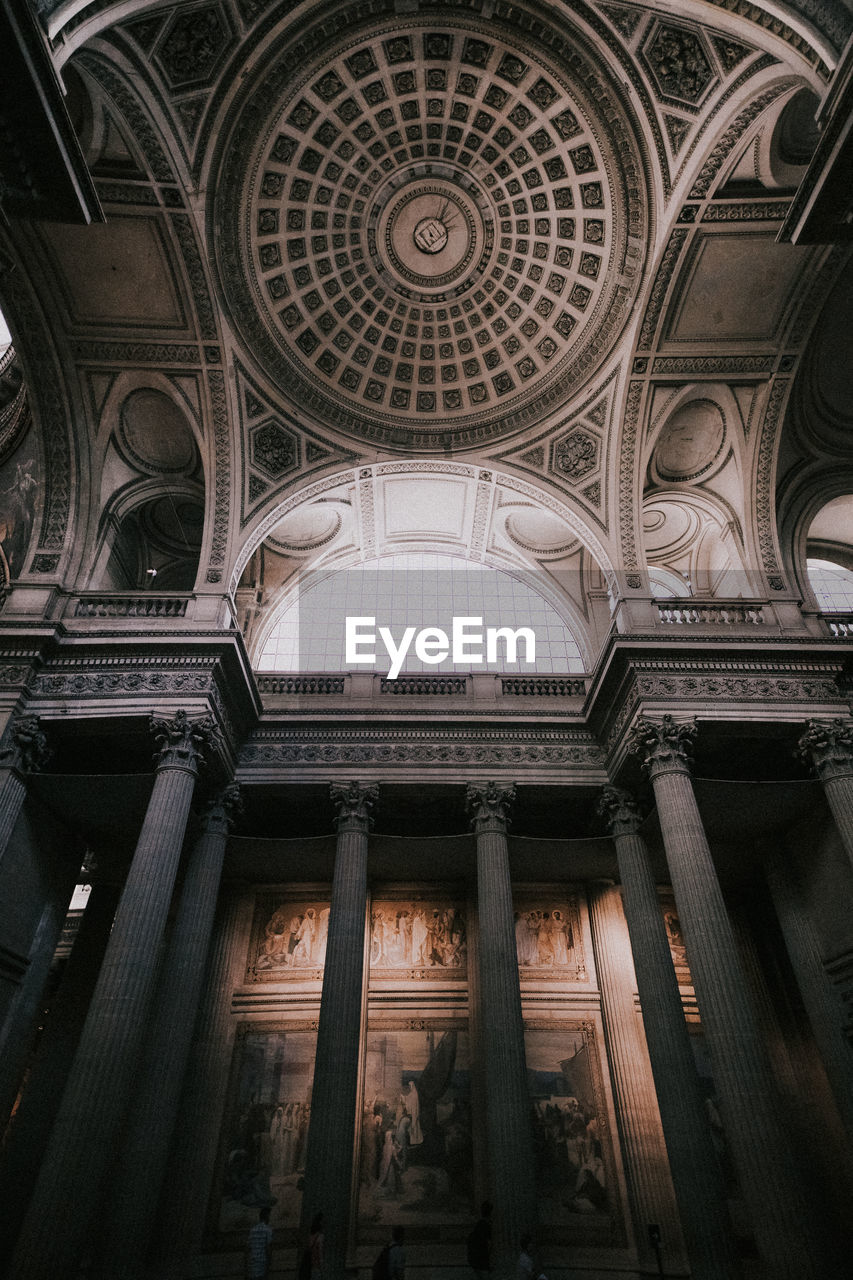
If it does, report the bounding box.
[214,7,648,451]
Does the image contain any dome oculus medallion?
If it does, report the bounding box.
[217,12,646,450]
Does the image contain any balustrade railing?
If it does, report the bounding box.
[73,594,189,618]
[654,600,765,626]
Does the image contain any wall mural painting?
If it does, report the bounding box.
[358,1023,474,1230]
[216,1025,318,1235]
[514,895,586,980]
[247,897,331,981]
[369,898,468,976]
[525,1024,624,1245]
[0,422,38,584]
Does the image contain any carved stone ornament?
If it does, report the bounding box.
[330,780,378,831]
[200,780,243,832]
[0,714,51,774]
[597,785,642,836]
[466,781,516,831]
[628,714,697,778]
[797,718,853,782]
[150,709,220,773]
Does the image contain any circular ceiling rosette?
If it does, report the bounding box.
[215,5,648,451]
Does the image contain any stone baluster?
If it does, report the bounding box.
[586,880,689,1276]
[9,709,219,1280]
[797,718,853,868]
[99,782,243,1278]
[299,781,378,1280]
[629,716,820,1279]
[466,782,536,1273]
[597,786,737,1279]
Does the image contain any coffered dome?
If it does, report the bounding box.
[214,7,648,451]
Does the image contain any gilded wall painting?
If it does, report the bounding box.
[358,1022,473,1230]
[247,896,331,981]
[525,1023,624,1245]
[514,894,586,980]
[369,898,467,977]
[0,419,39,584]
[216,1025,318,1234]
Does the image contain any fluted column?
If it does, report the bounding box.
[467,782,536,1273]
[587,879,687,1275]
[300,781,378,1280]
[597,787,737,1279]
[9,709,219,1280]
[797,718,853,868]
[153,888,255,1276]
[763,846,853,1142]
[0,714,50,858]
[629,716,819,1279]
[0,881,119,1270]
[100,782,242,1278]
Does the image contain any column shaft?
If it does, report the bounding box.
[0,882,118,1268]
[299,782,376,1279]
[101,785,240,1277]
[607,819,737,1280]
[468,783,536,1272]
[763,848,853,1141]
[649,759,819,1278]
[587,882,686,1274]
[153,889,255,1275]
[0,716,50,863]
[0,767,25,859]
[798,720,853,868]
[9,710,214,1280]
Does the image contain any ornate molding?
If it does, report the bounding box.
[629,713,697,778]
[597,784,642,836]
[618,379,644,576]
[635,671,840,702]
[241,728,604,769]
[797,717,853,782]
[755,378,789,591]
[637,228,689,351]
[150,708,220,773]
[0,714,51,775]
[330,780,378,832]
[467,780,516,832]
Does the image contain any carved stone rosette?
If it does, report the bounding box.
[150,709,220,774]
[597,784,643,837]
[0,714,51,775]
[466,780,516,832]
[329,780,378,832]
[797,718,853,782]
[629,714,697,779]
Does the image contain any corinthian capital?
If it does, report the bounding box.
[797,718,853,782]
[597,785,642,836]
[466,781,516,832]
[150,709,220,774]
[0,714,51,775]
[330,781,378,831]
[200,781,243,834]
[629,714,696,778]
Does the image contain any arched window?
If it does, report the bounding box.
[806,559,853,613]
[257,552,584,674]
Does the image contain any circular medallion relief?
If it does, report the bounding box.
[652,400,726,482]
[118,389,196,474]
[215,11,646,450]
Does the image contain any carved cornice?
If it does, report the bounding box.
[330,780,378,833]
[797,717,853,782]
[597,785,642,837]
[466,781,516,833]
[0,713,51,775]
[150,708,220,774]
[629,714,697,779]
